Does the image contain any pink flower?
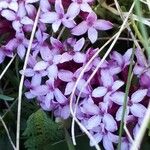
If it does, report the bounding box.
[72,12,113,43]
[111,89,148,121]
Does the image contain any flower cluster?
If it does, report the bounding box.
[0,0,149,150]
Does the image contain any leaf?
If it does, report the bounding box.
[0,94,14,101]
[23,109,64,150]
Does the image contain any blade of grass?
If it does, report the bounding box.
[16,7,41,150]
[64,128,76,150]
[0,94,14,101]
[135,0,150,59]
[117,47,135,150]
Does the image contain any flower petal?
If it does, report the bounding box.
[40,12,58,23]
[61,105,70,119]
[33,61,48,71]
[67,2,80,18]
[103,135,114,150]
[88,27,98,43]
[92,86,107,98]
[80,3,92,12]
[131,89,147,103]
[101,69,114,88]
[90,132,102,146]
[94,20,113,30]
[1,10,16,21]
[54,88,67,104]
[52,20,61,32]
[111,92,126,105]
[112,80,124,92]
[73,38,85,52]
[130,104,146,117]
[71,21,88,35]
[17,44,26,59]
[103,114,117,132]
[47,64,58,79]
[58,70,73,82]
[31,85,49,96]
[116,106,129,121]
[86,115,101,129]
[65,81,75,95]
[73,52,86,63]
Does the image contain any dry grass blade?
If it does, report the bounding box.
[0,54,16,80]
[0,115,16,150]
[16,7,41,150]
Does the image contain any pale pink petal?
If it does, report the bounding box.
[107,132,119,143]
[103,114,117,132]
[90,133,102,146]
[73,52,86,63]
[77,79,89,94]
[33,61,49,71]
[31,74,41,87]
[60,52,72,63]
[86,115,101,129]
[80,3,92,12]
[131,89,147,103]
[67,2,80,18]
[9,1,18,12]
[25,92,35,99]
[18,2,26,18]
[40,46,52,61]
[26,0,39,3]
[71,21,88,35]
[123,48,132,65]
[65,81,75,95]
[40,0,50,12]
[92,86,107,98]
[54,88,67,104]
[103,135,114,150]
[52,20,61,32]
[73,38,85,52]
[130,104,146,117]
[55,0,64,14]
[62,19,76,28]
[111,92,126,105]
[12,20,22,32]
[61,105,70,119]
[112,80,124,92]
[17,44,26,59]
[47,65,58,79]
[86,12,97,23]
[116,106,129,121]
[31,85,49,96]
[21,17,33,25]
[40,12,58,23]
[58,70,73,82]
[88,27,98,43]
[94,20,113,30]
[1,10,16,21]
[101,70,114,88]
[20,68,34,77]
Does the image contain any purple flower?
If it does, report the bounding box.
[111,89,147,121]
[92,69,124,99]
[1,2,33,32]
[68,0,93,17]
[109,48,133,75]
[40,0,76,32]
[7,32,29,59]
[58,69,89,95]
[60,37,86,63]
[0,0,18,12]
[71,12,113,43]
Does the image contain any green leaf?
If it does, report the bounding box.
[0,94,14,101]
[23,109,64,150]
